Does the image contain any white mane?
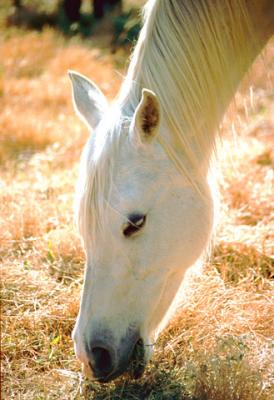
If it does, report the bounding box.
[76,110,130,247]
[77,0,257,245]
[118,0,255,178]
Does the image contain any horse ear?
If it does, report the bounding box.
[132,88,161,144]
[68,70,108,129]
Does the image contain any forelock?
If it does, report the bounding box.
[75,110,131,248]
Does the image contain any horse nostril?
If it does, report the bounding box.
[90,346,114,376]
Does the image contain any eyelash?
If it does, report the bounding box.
[123,215,146,238]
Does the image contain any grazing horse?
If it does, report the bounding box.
[69,0,274,383]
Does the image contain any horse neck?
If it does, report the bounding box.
[118,0,273,179]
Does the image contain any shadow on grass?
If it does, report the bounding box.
[0,136,53,167]
[213,242,273,285]
[84,368,189,400]
[5,1,137,41]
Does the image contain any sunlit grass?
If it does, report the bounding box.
[1,20,273,400]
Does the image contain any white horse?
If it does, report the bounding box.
[69,0,274,383]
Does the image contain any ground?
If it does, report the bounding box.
[1,4,273,400]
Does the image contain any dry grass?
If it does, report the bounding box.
[1,15,273,400]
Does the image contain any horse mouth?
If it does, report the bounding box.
[128,338,146,379]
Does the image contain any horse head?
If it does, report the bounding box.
[69,71,214,382]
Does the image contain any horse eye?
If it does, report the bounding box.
[123,214,146,238]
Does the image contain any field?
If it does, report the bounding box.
[1,4,274,400]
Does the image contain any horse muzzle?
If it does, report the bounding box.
[82,329,147,382]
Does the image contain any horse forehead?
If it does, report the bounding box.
[117,141,169,178]
[110,170,154,210]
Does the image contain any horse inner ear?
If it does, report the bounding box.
[134,89,161,143]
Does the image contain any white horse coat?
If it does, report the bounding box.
[69,0,274,382]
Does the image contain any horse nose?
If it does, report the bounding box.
[87,342,115,378]
[83,330,146,382]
